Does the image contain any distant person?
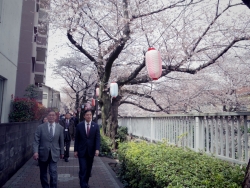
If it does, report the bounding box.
[71,113,79,127]
[74,109,100,188]
[60,112,75,162]
[62,114,65,120]
[42,117,48,123]
[33,110,64,188]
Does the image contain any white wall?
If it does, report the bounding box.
[0,0,23,123]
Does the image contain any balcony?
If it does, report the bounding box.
[38,9,48,21]
[38,20,48,35]
[35,63,45,73]
[36,47,46,62]
[36,35,47,47]
[35,74,44,84]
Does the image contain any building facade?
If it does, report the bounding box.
[0,0,23,123]
[42,85,61,110]
[15,0,49,98]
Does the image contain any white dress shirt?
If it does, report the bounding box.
[48,122,56,136]
[85,121,91,135]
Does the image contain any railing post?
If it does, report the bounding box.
[150,117,154,142]
[244,115,248,163]
[195,116,201,152]
[129,117,132,135]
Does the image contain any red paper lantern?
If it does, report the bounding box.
[145,47,162,80]
[96,88,99,97]
[110,82,118,98]
[91,99,95,107]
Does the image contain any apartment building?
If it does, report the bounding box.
[15,0,49,98]
[0,0,49,123]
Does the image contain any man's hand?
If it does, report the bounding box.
[95,150,99,156]
[33,152,39,160]
[74,151,78,158]
[60,154,64,159]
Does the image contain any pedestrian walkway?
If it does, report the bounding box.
[2,144,123,188]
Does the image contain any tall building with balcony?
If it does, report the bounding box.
[15,0,49,99]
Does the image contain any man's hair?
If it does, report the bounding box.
[65,112,71,115]
[47,110,56,115]
[83,109,93,116]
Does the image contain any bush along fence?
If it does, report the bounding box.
[9,98,48,122]
[118,141,245,188]
[118,112,250,165]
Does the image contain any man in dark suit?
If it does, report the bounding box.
[74,109,100,188]
[60,112,75,162]
[33,110,64,188]
[71,113,79,127]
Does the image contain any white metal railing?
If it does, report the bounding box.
[118,112,250,164]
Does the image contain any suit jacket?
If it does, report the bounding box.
[60,118,75,140]
[74,121,100,158]
[33,123,64,162]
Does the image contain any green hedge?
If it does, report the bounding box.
[118,141,245,188]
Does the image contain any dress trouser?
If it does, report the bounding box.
[39,152,57,188]
[64,140,71,159]
[78,155,94,188]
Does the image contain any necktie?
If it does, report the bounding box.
[50,124,53,140]
[87,124,90,137]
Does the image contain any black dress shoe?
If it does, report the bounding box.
[65,158,69,162]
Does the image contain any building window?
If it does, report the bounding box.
[0,77,4,123]
[0,0,3,23]
[43,94,47,99]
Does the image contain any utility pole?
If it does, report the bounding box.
[51,88,53,109]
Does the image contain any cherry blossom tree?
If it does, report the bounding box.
[52,54,98,117]
[48,0,250,147]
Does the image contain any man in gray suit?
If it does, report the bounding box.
[33,110,64,188]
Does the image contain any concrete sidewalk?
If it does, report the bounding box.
[3,146,123,188]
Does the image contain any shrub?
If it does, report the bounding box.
[9,98,47,122]
[118,141,245,188]
[100,130,112,156]
[116,126,128,143]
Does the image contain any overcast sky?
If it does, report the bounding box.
[45,28,69,93]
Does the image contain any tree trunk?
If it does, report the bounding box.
[101,91,111,136]
[242,159,250,187]
[107,96,121,149]
[75,92,80,117]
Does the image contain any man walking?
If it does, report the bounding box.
[60,112,75,162]
[74,109,100,188]
[71,113,79,127]
[33,110,64,188]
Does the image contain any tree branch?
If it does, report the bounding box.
[67,31,97,64]
[120,101,163,112]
